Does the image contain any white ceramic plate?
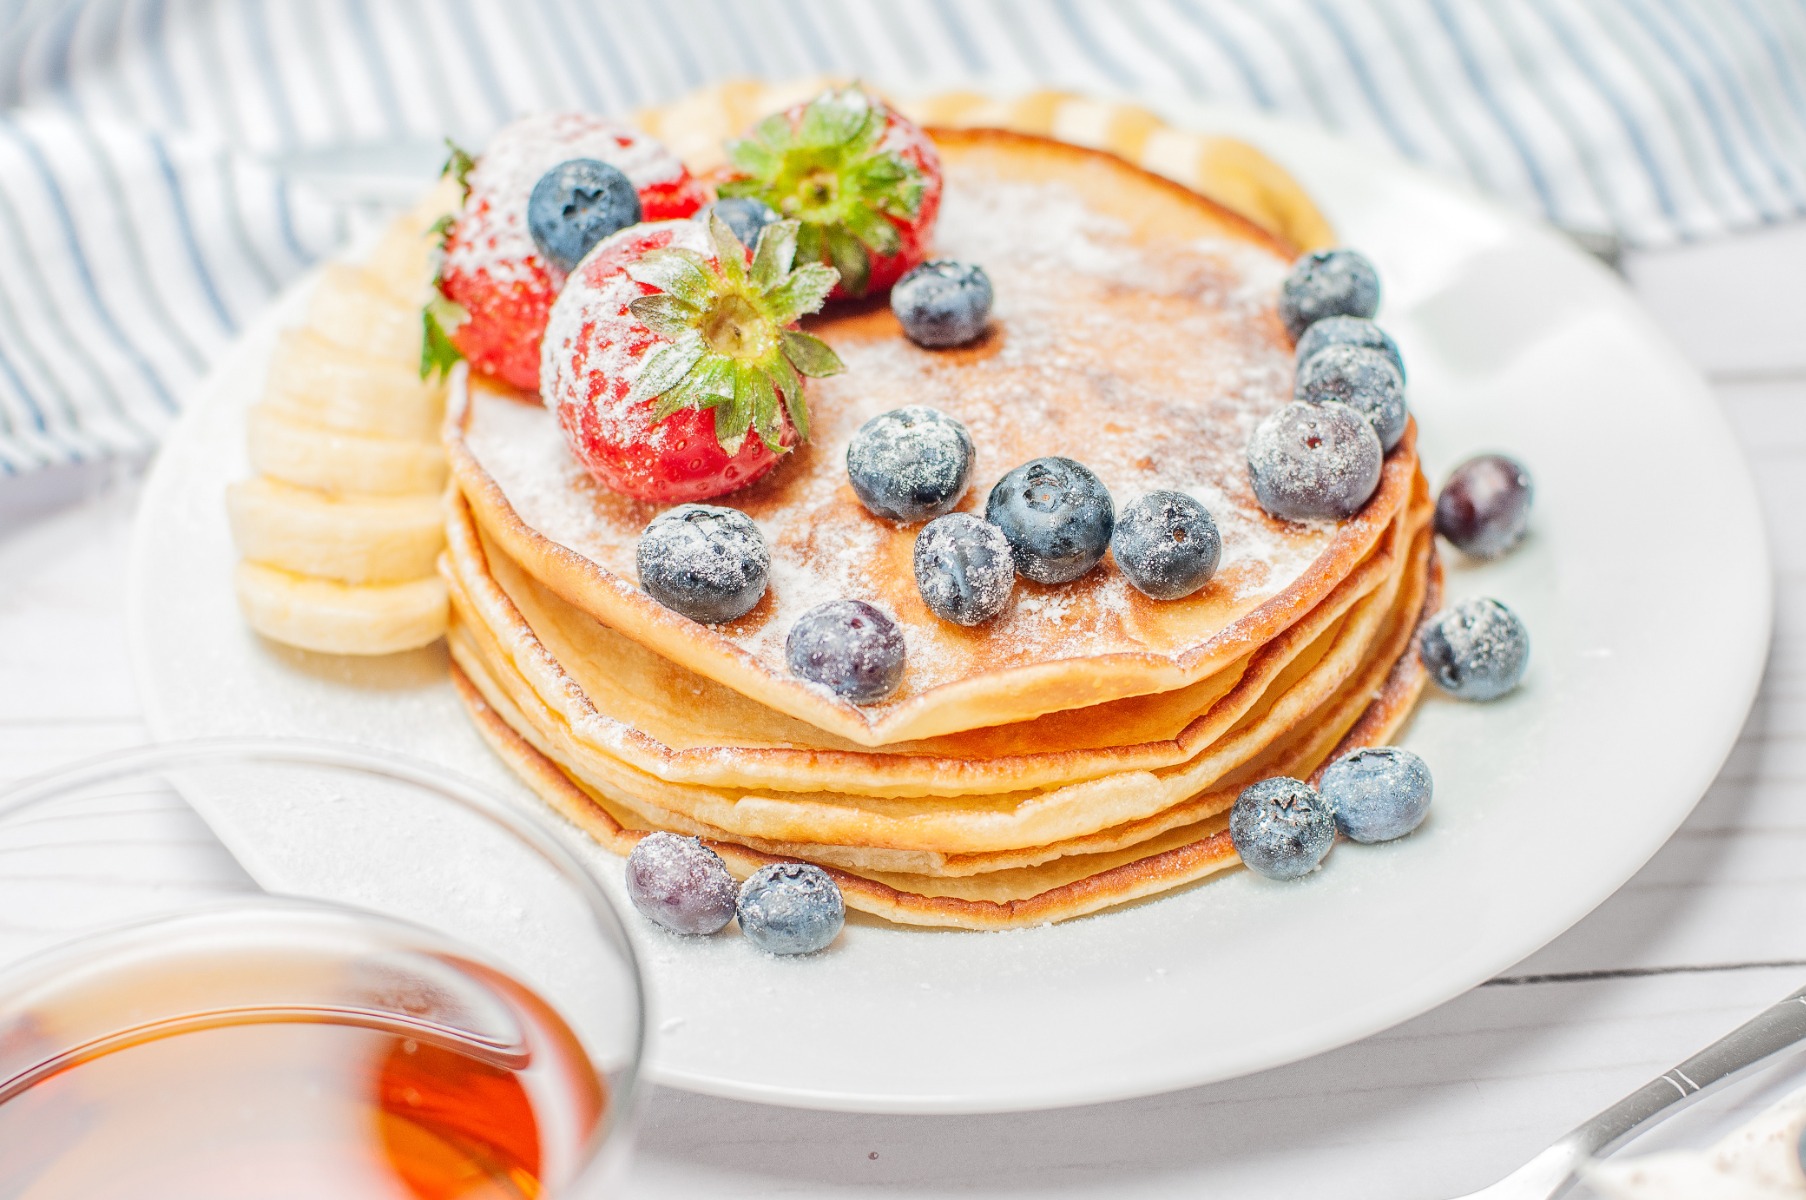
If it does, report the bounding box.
[128,102,1771,1114]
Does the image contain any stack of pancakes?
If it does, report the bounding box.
[440,121,1438,930]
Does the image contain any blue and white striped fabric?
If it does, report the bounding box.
[2,0,1804,478]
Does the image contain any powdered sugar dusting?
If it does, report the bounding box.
[466,165,1348,715]
[445,112,690,286]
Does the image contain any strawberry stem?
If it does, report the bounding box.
[627,215,842,455]
[718,86,923,299]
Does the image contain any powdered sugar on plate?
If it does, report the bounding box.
[464,167,1346,716]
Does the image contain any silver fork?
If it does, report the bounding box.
[1446,981,1806,1199]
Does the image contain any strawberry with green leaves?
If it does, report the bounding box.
[717,85,941,301]
[542,214,843,503]
[426,112,708,391]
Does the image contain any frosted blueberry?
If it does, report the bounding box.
[1435,454,1533,559]
[1247,400,1383,521]
[1110,491,1221,600]
[985,457,1115,584]
[1319,746,1433,843]
[891,260,993,348]
[1295,315,1405,383]
[528,159,643,275]
[1421,597,1529,701]
[913,513,1015,625]
[697,196,779,249]
[625,832,737,935]
[845,406,975,522]
[1230,776,1337,880]
[1279,247,1380,341]
[786,600,906,703]
[637,504,769,624]
[737,863,845,955]
[1295,343,1408,451]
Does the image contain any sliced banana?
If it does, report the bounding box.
[247,404,447,496]
[235,561,448,656]
[363,174,462,302]
[263,328,445,442]
[306,263,426,364]
[227,476,444,585]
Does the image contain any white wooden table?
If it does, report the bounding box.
[1,223,1803,1198]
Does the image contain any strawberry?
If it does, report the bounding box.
[716,85,941,301]
[425,113,709,390]
[542,214,843,503]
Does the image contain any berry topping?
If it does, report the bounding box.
[718,85,942,299]
[1247,400,1383,521]
[636,504,769,624]
[786,599,907,703]
[845,406,975,522]
[527,159,644,276]
[985,457,1116,585]
[1318,746,1433,843]
[891,260,993,348]
[1279,248,1380,341]
[1111,491,1222,600]
[736,863,845,955]
[432,114,707,391]
[913,513,1015,626]
[543,215,843,503]
[1435,454,1534,559]
[1421,597,1529,701]
[1230,776,1337,880]
[1295,343,1408,451]
[698,196,780,250]
[625,832,737,935]
[1295,315,1405,383]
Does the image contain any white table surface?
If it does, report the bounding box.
[1,221,1804,1198]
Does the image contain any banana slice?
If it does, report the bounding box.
[227,477,444,584]
[235,561,448,655]
[363,174,462,302]
[247,404,447,496]
[263,329,445,442]
[306,263,425,364]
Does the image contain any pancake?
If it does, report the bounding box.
[441,501,1432,860]
[450,545,1435,928]
[439,479,1421,795]
[447,128,1422,747]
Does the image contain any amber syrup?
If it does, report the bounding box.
[0,912,607,1200]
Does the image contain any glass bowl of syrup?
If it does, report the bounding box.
[0,739,644,1200]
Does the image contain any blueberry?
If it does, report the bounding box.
[985,457,1115,584]
[625,832,737,935]
[913,513,1015,625]
[1435,454,1533,559]
[1229,776,1337,880]
[1295,344,1408,451]
[736,862,845,955]
[1295,315,1405,383]
[786,600,906,703]
[528,159,643,275]
[637,504,768,624]
[698,196,779,250]
[1111,491,1221,600]
[1247,400,1383,521]
[1279,248,1381,341]
[1319,746,1433,843]
[1420,597,1529,701]
[845,406,975,522]
[892,260,993,348]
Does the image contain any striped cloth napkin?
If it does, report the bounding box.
[1,0,1803,478]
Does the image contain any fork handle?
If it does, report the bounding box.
[1566,981,1806,1158]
